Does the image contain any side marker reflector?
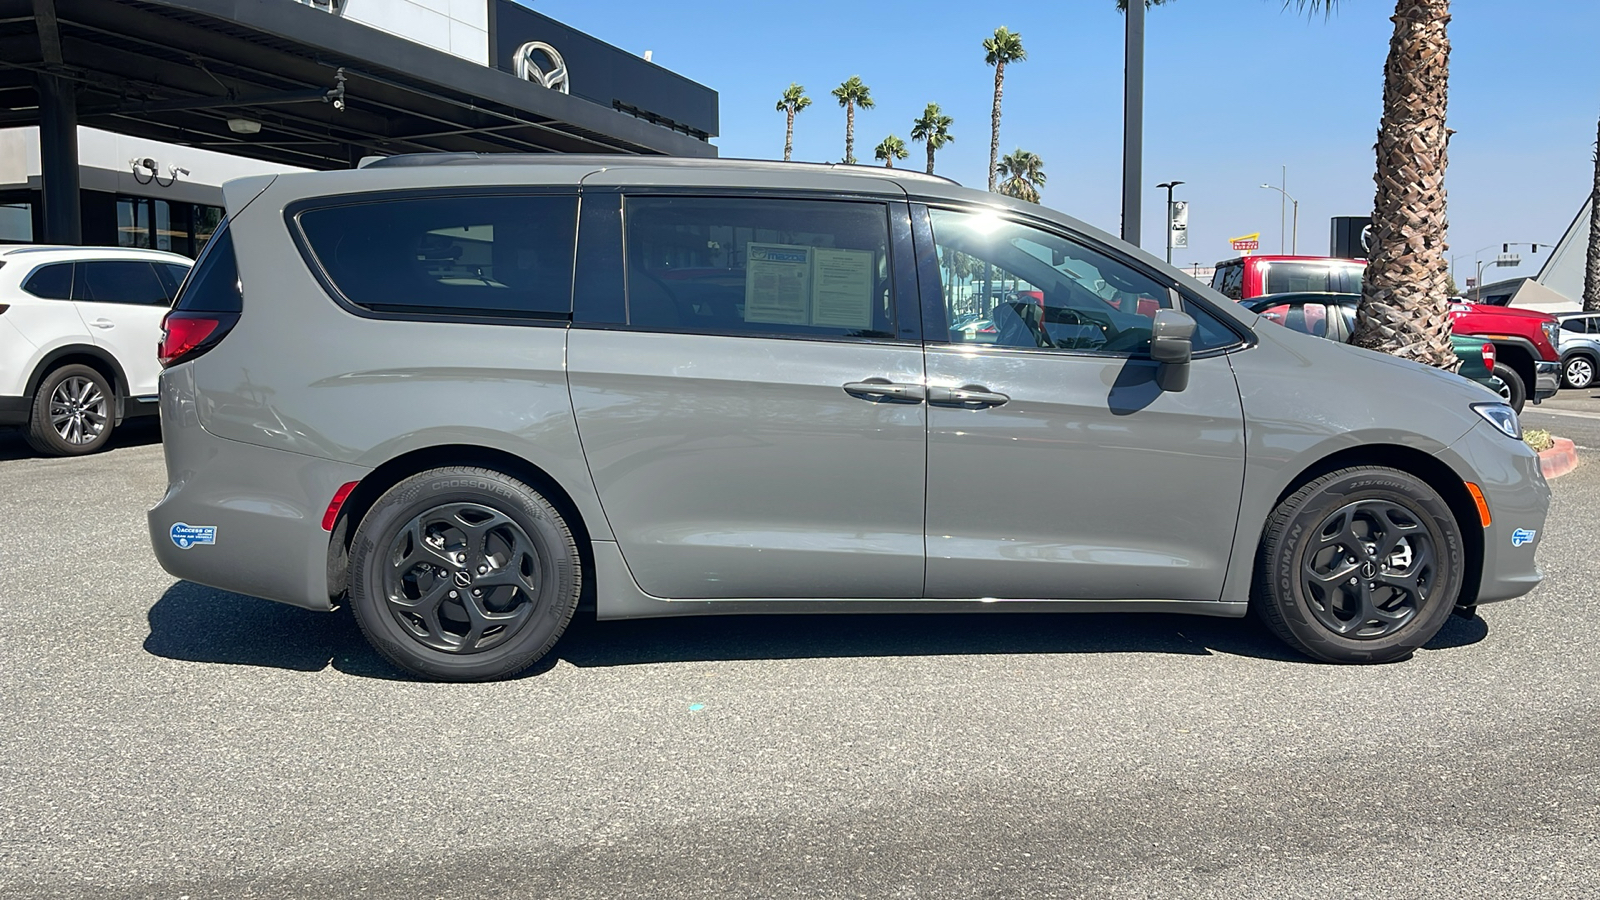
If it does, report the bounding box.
[1464,482,1492,528]
[322,481,360,532]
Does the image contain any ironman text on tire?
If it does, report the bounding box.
[347,467,581,681]
[25,364,114,456]
[1252,466,1463,664]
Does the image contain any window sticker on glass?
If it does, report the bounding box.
[811,248,874,329]
[744,243,813,325]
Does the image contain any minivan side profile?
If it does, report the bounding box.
[148,156,1547,681]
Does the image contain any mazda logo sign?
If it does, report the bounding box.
[514,41,570,94]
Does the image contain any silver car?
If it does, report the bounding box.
[147,156,1548,681]
[1555,311,1600,389]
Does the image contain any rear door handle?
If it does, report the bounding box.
[90,318,114,329]
[842,379,926,403]
[928,385,1010,408]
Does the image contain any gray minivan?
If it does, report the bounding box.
[148,155,1547,681]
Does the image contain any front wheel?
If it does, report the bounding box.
[1492,362,1526,413]
[1563,355,1595,389]
[1253,467,1464,664]
[347,467,582,681]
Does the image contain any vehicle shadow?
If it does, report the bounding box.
[0,419,162,462]
[143,581,1491,681]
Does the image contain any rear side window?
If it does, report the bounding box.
[297,194,577,320]
[154,263,191,300]
[174,224,242,313]
[1264,262,1335,295]
[623,196,896,339]
[22,262,72,299]
[73,261,172,306]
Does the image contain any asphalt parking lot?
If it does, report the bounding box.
[2,406,1597,900]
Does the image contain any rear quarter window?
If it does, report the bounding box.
[296,194,578,320]
[22,262,72,300]
[174,224,241,313]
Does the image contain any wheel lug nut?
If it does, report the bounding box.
[478,565,487,574]
[449,590,458,599]
[472,589,481,597]
[1349,577,1358,585]
[456,553,466,563]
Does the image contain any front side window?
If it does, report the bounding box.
[73,261,173,306]
[928,207,1171,355]
[298,194,578,319]
[622,196,896,339]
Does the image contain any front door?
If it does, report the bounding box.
[918,206,1247,601]
[568,192,927,600]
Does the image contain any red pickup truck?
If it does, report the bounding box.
[1449,302,1560,411]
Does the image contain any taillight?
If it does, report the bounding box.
[1482,343,1496,375]
[158,310,238,367]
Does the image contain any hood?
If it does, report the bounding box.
[1455,302,1556,324]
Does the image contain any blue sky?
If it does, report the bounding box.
[535,0,1598,285]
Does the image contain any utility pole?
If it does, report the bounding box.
[1121,0,1144,246]
[1157,180,1184,265]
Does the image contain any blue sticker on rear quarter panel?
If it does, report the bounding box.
[170,523,217,549]
[1511,528,1536,547]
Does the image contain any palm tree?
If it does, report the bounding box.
[874,135,908,168]
[983,27,1026,193]
[775,83,811,163]
[832,76,874,165]
[1290,0,1454,368]
[1584,114,1600,312]
[910,103,955,176]
[997,149,1046,204]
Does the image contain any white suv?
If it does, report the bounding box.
[0,245,192,455]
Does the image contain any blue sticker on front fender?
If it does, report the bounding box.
[170,523,218,549]
[1511,528,1537,547]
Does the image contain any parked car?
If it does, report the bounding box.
[0,245,192,455]
[1242,292,1505,395]
[1449,301,1561,412]
[1554,311,1600,389]
[1209,255,1366,301]
[148,155,1546,681]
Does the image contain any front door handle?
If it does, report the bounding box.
[842,379,926,403]
[90,318,114,329]
[928,385,1010,408]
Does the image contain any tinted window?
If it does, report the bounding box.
[1258,301,1332,338]
[73,261,172,306]
[299,194,577,319]
[1184,300,1246,352]
[1264,262,1335,294]
[624,196,895,339]
[22,262,72,299]
[929,208,1171,354]
[1213,262,1244,300]
[174,224,241,314]
[1562,318,1586,333]
[155,263,191,299]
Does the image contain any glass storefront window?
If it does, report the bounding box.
[0,202,31,242]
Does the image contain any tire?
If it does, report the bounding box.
[347,467,582,682]
[1252,466,1463,664]
[1492,362,1526,413]
[24,364,116,456]
[1563,355,1595,390]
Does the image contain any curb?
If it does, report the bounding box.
[1539,437,1579,480]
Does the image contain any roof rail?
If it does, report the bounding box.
[360,152,962,186]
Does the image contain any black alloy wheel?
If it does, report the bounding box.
[348,467,581,681]
[25,364,115,456]
[1254,466,1463,664]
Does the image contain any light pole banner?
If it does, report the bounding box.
[1170,201,1189,250]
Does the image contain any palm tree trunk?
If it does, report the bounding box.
[926,141,936,176]
[885,156,894,169]
[1585,115,1600,312]
[845,101,855,165]
[1350,0,1456,370]
[784,108,795,162]
[989,62,1005,192]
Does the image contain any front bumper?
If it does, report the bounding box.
[1534,360,1560,401]
[147,365,369,611]
[1439,419,1550,605]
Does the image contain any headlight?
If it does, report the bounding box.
[1472,402,1522,440]
[1542,320,1560,349]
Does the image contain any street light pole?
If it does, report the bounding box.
[1157,180,1184,265]
[1121,0,1144,246]
[1259,183,1299,255]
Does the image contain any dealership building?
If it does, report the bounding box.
[0,0,718,254]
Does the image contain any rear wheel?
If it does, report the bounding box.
[1253,467,1463,664]
[1563,355,1595,389]
[347,467,581,681]
[24,364,115,456]
[1492,362,1526,413]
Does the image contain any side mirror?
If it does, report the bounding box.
[1150,309,1196,392]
